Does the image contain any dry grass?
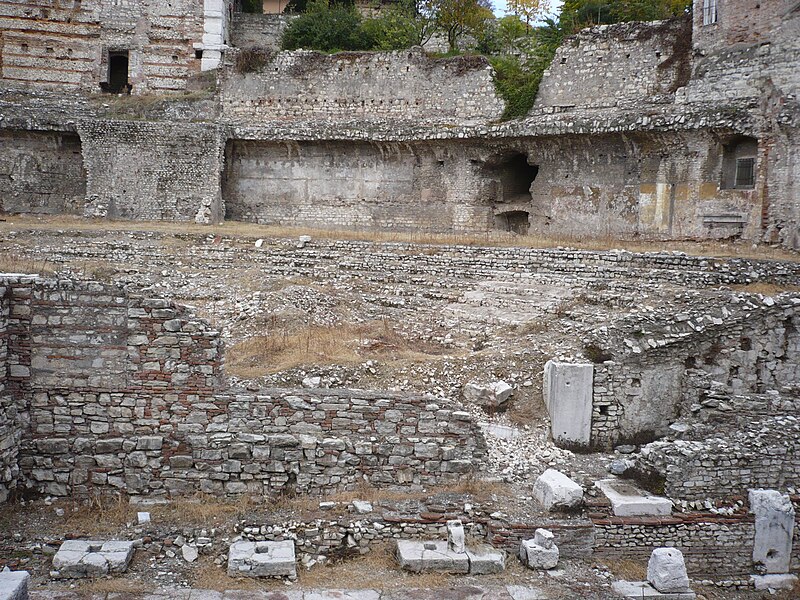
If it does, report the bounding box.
[730,282,800,295]
[1,214,797,262]
[604,559,647,581]
[74,577,153,594]
[64,495,136,535]
[0,253,55,276]
[150,493,255,526]
[226,319,450,378]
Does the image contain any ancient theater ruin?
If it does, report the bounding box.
[0,0,798,598]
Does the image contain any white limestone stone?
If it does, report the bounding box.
[351,500,373,514]
[647,548,691,593]
[463,381,514,408]
[447,519,465,554]
[519,529,559,570]
[751,573,799,591]
[596,478,672,516]
[612,581,696,599]
[52,540,134,579]
[749,488,795,574]
[0,570,30,600]
[465,546,506,574]
[543,361,593,447]
[396,540,469,574]
[533,528,554,549]
[227,540,296,578]
[533,469,584,511]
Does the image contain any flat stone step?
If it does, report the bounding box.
[595,479,673,517]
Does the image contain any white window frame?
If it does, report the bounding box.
[703,0,718,25]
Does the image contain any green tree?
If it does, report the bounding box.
[281,0,375,51]
[423,0,494,53]
[507,0,550,31]
[559,0,691,32]
[362,0,433,50]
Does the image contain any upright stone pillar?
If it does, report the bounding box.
[543,361,593,448]
[749,489,795,573]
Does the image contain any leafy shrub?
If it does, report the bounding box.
[235,48,274,73]
[361,3,421,51]
[281,1,375,52]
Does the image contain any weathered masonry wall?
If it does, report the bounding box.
[78,120,226,224]
[0,130,86,215]
[534,18,691,111]
[2,277,485,500]
[636,394,800,501]
[223,131,765,238]
[590,297,800,449]
[0,281,20,503]
[0,0,222,93]
[222,140,494,231]
[230,13,293,50]
[593,509,800,580]
[219,48,504,125]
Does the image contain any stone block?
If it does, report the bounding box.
[463,381,513,408]
[647,548,690,593]
[447,520,465,554]
[465,546,505,575]
[532,469,583,511]
[543,361,593,447]
[395,540,469,574]
[0,570,30,600]
[52,540,134,578]
[611,581,696,599]
[750,573,798,591]
[596,479,672,516]
[749,488,795,574]
[519,529,559,570]
[227,540,296,578]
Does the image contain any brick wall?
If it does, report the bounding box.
[78,120,226,223]
[3,277,485,500]
[219,48,504,125]
[0,129,86,215]
[534,18,691,111]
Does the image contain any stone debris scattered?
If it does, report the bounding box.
[51,540,134,579]
[463,381,514,409]
[519,529,559,570]
[532,469,583,511]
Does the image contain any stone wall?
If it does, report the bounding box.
[222,140,494,231]
[222,131,765,238]
[2,277,485,500]
[0,129,86,215]
[219,48,504,125]
[230,13,294,50]
[78,120,226,223]
[0,280,20,503]
[635,394,800,501]
[589,295,800,449]
[534,18,691,111]
[0,0,217,93]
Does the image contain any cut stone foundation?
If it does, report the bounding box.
[395,540,504,575]
[0,570,30,600]
[51,541,134,579]
[596,478,672,517]
[227,540,297,579]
